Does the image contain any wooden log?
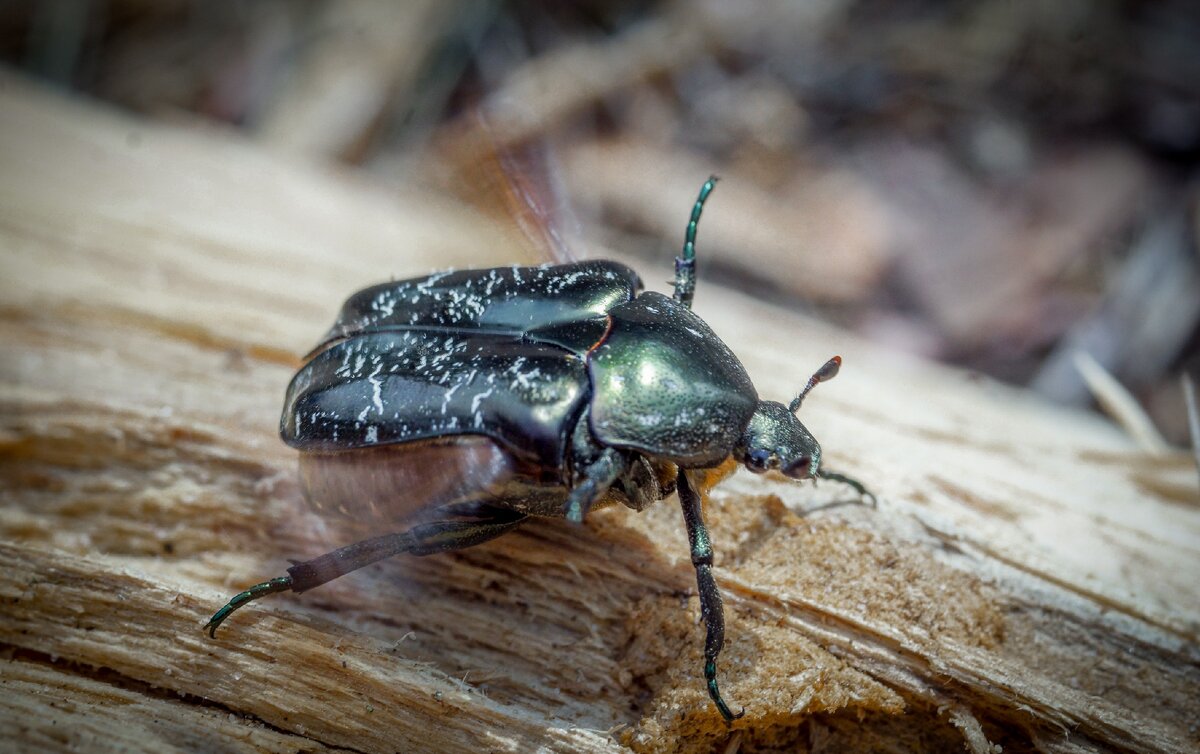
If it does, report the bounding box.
[0,72,1197,754]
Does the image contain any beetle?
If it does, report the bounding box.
[205,177,871,723]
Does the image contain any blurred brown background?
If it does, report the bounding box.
[3,0,1198,445]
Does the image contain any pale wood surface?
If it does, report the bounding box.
[1,73,1197,753]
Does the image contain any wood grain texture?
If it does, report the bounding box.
[1,73,1197,754]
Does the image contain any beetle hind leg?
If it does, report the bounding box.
[204,506,527,637]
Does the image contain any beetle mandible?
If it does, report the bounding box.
[205,177,871,723]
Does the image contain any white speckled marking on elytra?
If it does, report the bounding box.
[439,380,463,415]
[364,361,385,419]
[470,386,495,414]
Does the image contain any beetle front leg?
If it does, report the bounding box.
[205,507,526,637]
[677,469,745,723]
[564,447,627,523]
[817,468,877,508]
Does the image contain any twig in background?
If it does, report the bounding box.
[1183,373,1200,494]
[253,0,458,159]
[1034,208,1200,419]
[1073,351,1169,454]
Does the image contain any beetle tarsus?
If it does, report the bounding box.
[706,660,746,724]
[818,469,876,508]
[678,470,744,722]
[205,576,294,638]
[673,176,718,309]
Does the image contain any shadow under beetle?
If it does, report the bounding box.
[206,177,871,723]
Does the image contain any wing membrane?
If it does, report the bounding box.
[299,438,535,526]
[432,109,584,266]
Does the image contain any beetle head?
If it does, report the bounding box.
[736,356,842,480]
[737,400,821,479]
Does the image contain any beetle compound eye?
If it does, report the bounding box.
[786,456,812,478]
[746,449,772,473]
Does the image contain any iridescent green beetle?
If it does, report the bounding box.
[206,178,870,722]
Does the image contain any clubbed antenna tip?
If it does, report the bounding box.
[789,356,841,413]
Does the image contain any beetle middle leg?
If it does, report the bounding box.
[673,176,718,309]
[563,447,628,523]
[205,505,526,637]
[678,469,745,723]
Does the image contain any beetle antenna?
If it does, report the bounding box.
[789,356,841,413]
[673,176,719,309]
